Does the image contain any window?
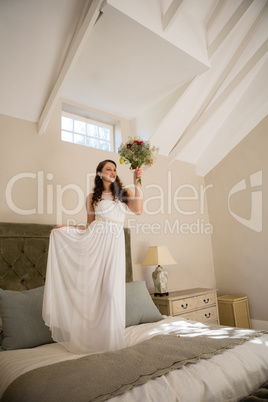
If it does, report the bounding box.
[61,112,114,152]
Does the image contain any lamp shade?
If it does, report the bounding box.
[142,246,176,266]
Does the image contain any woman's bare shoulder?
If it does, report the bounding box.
[86,193,94,200]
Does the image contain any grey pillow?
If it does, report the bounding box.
[0,286,53,350]
[126,281,163,327]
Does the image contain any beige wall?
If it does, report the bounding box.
[205,116,268,327]
[0,104,215,293]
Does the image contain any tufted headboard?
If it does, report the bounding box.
[0,222,133,290]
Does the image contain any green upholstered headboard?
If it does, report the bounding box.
[0,222,133,290]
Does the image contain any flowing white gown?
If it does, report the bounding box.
[42,198,127,354]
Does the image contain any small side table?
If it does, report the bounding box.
[217,295,251,329]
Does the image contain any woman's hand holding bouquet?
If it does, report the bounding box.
[118,137,159,185]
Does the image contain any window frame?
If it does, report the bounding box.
[61,111,114,152]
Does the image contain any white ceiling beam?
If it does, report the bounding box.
[206,0,228,33]
[196,56,268,177]
[162,0,184,31]
[169,38,268,166]
[168,0,267,164]
[152,1,264,159]
[182,42,268,161]
[37,0,105,135]
[208,0,254,57]
[149,77,197,155]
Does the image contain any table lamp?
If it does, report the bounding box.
[142,246,176,296]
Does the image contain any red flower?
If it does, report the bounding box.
[134,140,144,146]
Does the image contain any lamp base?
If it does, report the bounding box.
[152,265,169,296]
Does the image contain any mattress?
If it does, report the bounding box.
[1,316,268,401]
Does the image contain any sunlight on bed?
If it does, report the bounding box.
[144,317,266,341]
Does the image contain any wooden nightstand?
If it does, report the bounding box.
[217,295,251,328]
[151,288,219,325]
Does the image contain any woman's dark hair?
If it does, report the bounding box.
[91,159,128,207]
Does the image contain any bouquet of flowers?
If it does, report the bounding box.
[118,136,159,185]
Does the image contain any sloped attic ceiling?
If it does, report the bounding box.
[0,0,267,176]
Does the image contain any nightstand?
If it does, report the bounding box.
[217,295,251,329]
[151,288,219,325]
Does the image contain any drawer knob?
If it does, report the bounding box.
[203,298,210,304]
[181,303,188,309]
[205,313,211,318]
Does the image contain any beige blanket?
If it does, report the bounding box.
[2,325,263,402]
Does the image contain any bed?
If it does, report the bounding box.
[0,222,268,402]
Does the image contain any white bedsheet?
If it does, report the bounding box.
[1,316,268,402]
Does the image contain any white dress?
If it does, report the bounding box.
[42,198,127,354]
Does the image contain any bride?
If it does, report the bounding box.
[42,159,143,354]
